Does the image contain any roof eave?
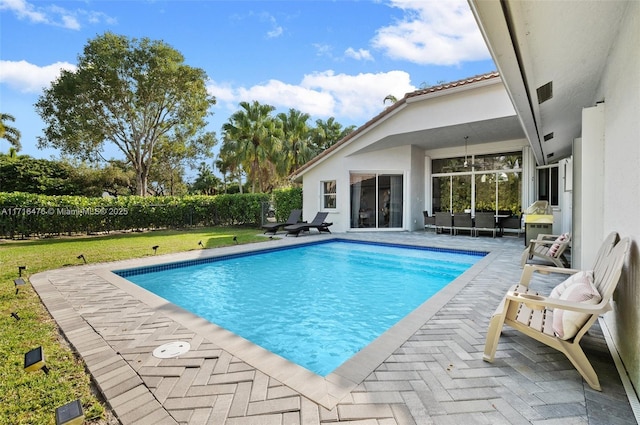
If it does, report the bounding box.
[468,0,545,165]
[290,71,505,180]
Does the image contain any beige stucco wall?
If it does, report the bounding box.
[598,0,640,394]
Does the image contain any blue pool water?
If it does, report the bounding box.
[117,240,483,376]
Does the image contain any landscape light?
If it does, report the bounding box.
[24,346,49,374]
[18,265,27,277]
[152,245,159,254]
[55,399,84,425]
[233,236,238,244]
[11,312,20,321]
[14,278,26,294]
[198,240,204,248]
[76,254,86,264]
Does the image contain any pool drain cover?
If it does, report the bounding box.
[152,341,191,358]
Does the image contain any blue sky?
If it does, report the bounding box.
[1,0,495,172]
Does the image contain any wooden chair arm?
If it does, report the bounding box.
[505,291,608,314]
[518,264,579,286]
[536,233,561,241]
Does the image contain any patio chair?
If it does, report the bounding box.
[261,209,302,235]
[453,213,474,236]
[483,233,628,391]
[284,212,331,236]
[474,212,497,238]
[521,232,572,267]
[500,214,523,237]
[423,211,436,232]
[434,212,452,234]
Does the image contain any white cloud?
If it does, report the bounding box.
[0,60,76,93]
[345,48,374,62]
[372,0,490,65]
[209,79,334,118]
[257,12,284,39]
[0,0,115,29]
[313,43,333,58]
[0,0,46,23]
[208,70,415,123]
[301,70,414,119]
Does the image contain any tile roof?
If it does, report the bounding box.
[406,71,500,99]
[291,71,500,179]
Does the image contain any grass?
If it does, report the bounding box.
[0,227,268,425]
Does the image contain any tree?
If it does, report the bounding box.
[149,132,216,196]
[35,32,216,196]
[190,162,221,195]
[277,109,315,175]
[310,117,356,152]
[221,101,282,193]
[383,94,398,105]
[0,154,82,195]
[0,113,22,151]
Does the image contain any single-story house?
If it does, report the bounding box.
[292,0,640,401]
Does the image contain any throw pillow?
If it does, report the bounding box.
[548,232,569,257]
[549,270,594,299]
[549,271,601,340]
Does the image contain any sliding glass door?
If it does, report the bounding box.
[350,173,403,229]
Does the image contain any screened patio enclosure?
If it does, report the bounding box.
[350,173,403,229]
[432,152,522,216]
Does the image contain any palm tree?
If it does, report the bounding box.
[311,117,356,152]
[277,109,315,175]
[221,101,282,193]
[216,149,245,194]
[0,113,22,151]
[383,94,398,105]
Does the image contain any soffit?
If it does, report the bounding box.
[470,0,628,164]
[352,115,525,155]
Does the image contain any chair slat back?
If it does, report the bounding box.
[592,231,620,286]
[593,236,630,302]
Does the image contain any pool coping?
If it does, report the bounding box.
[38,236,495,410]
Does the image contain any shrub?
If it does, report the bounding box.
[0,192,273,238]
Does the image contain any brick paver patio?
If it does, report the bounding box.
[30,232,637,424]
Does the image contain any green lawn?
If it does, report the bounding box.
[0,227,267,425]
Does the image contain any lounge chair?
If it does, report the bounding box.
[521,232,571,267]
[284,212,332,236]
[261,209,302,235]
[483,232,628,390]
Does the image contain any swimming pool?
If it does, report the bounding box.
[116,240,484,376]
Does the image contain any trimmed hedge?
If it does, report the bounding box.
[0,192,279,238]
[272,187,303,222]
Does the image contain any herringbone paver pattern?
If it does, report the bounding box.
[31,233,637,424]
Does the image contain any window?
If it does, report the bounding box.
[537,166,559,206]
[432,151,522,215]
[322,180,336,209]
